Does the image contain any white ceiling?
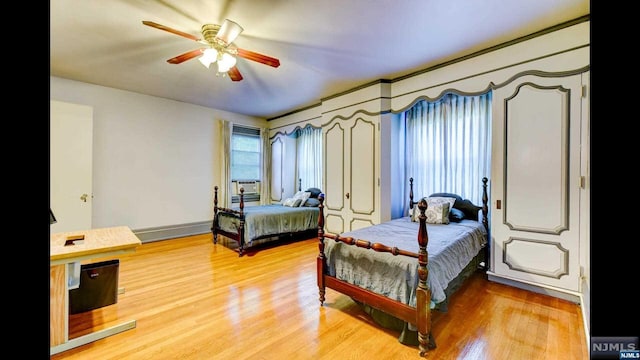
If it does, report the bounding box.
[50,0,589,119]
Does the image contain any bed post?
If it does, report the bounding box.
[481,177,489,231]
[212,186,219,244]
[415,198,435,356]
[481,177,489,269]
[316,193,326,305]
[237,187,246,256]
[409,177,414,210]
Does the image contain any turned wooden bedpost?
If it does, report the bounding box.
[481,177,489,231]
[415,198,434,356]
[409,177,414,210]
[317,193,326,305]
[481,177,489,269]
[212,186,219,244]
[237,187,246,256]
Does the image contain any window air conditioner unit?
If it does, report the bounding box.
[237,180,259,194]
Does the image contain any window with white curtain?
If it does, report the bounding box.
[231,125,261,202]
[402,91,492,210]
[295,125,322,191]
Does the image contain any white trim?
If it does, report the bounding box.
[50,320,136,355]
[486,272,581,303]
[577,292,590,354]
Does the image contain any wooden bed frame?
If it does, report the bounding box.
[316,177,489,357]
[211,179,315,256]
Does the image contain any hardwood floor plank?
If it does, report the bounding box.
[51,233,588,359]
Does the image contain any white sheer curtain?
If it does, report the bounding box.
[260,126,271,205]
[219,119,233,208]
[296,125,322,191]
[402,92,492,213]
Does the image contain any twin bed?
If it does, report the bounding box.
[211,182,321,256]
[316,177,489,357]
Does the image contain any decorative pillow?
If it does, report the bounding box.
[411,196,456,222]
[424,202,450,224]
[448,207,465,222]
[293,191,312,206]
[282,197,302,207]
[428,192,480,221]
[303,197,321,207]
[306,188,322,198]
[410,200,427,222]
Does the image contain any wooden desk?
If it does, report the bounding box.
[50,226,141,355]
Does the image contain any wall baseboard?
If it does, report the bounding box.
[133,221,211,243]
[486,273,581,304]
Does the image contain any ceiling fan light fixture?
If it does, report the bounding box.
[198,48,218,68]
[217,52,237,73]
[216,19,243,45]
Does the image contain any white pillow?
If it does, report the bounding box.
[411,196,456,222]
[424,202,451,224]
[282,197,299,207]
[293,191,312,206]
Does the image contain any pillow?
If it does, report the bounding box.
[411,196,456,222]
[410,201,425,222]
[282,197,302,207]
[303,197,321,207]
[424,202,450,224]
[306,188,322,198]
[448,207,465,222]
[428,192,480,221]
[293,191,312,206]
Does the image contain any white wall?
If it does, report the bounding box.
[50,76,265,235]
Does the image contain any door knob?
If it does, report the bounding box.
[80,194,88,202]
[345,192,350,199]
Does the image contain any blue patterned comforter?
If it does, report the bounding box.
[218,204,319,246]
[323,216,487,306]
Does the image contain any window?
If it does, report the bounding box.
[231,125,261,202]
[402,92,492,209]
[295,125,322,190]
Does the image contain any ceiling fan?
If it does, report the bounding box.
[142,19,280,82]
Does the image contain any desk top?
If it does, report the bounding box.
[50,226,141,263]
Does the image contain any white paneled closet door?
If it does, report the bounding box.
[323,115,379,234]
[489,73,587,293]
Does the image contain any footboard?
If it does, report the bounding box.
[316,195,434,356]
[211,186,247,256]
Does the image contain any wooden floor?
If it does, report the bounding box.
[51,233,588,359]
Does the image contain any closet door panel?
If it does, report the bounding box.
[505,86,568,232]
[490,74,583,292]
[349,118,375,216]
[324,122,345,234]
[322,115,380,234]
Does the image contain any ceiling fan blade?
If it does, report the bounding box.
[236,48,280,68]
[142,21,201,42]
[167,49,204,64]
[228,66,243,81]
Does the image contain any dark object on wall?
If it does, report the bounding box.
[50,208,57,224]
[69,260,119,314]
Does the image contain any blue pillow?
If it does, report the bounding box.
[306,188,322,198]
[449,208,465,222]
[303,198,321,207]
